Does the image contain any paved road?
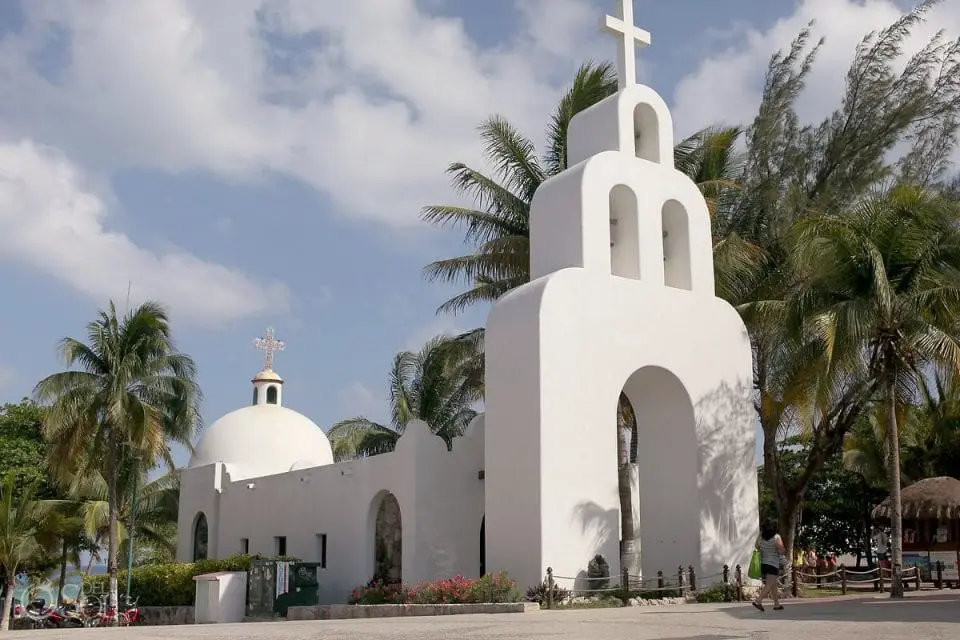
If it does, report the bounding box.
[9,591,959,640]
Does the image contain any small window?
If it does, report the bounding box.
[317,534,327,569]
[252,388,259,406]
[193,513,209,562]
[266,386,278,405]
[241,538,249,555]
[275,535,287,557]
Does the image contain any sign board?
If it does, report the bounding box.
[929,552,959,581]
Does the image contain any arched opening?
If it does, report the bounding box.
[633,102,661,163]
[662,200,692,290]
[252,387,259,406]
[480,515,486,577]
[193,513,209,562]
[266,385,278,405]
[373,492,402,583]
[609,185,640,280]
[618,366,699,581]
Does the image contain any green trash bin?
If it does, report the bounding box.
[275,563,321,617]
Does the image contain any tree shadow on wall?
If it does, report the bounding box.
[695,379,759,579]
[570,500,618,592]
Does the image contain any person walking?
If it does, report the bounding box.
[753,521,786,612]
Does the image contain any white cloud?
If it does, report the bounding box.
[0,140,290,326]
[671,0,960,172]
[337,382,385,421]
[0,0,600,228]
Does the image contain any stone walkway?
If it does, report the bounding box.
[9,591,959,640]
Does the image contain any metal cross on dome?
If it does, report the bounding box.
[254,327,285,371]
[603,0,651,90]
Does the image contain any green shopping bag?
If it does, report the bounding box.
[748,550,762,580]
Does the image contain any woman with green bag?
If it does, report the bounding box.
[751,521,786,612]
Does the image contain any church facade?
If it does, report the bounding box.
[177,0,759,604]
[176,340,487,604]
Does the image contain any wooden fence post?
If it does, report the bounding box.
[791,564,799,597]
[677,566,685,595]
[546,567,554,610]
[840,564,847,595]
[657,570,664,591]
[878,566,885,593]
[621,566,629,592]
[735,565,743,602]
[936,561,944,589]
[915,567,921,592]
[723,564,729,584]
[688,565,697,592]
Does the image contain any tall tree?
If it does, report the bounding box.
[328,336,478,460]
[0,401,54,499]
[0,476,53,631]
[33,301,201,617]
[723,0,960,567]
[789,184,960,596]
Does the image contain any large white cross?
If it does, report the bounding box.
[603,0,651,90]
[254,327,285,371]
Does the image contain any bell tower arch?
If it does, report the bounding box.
[483,0,758,592]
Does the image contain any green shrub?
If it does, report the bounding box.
[83,554,296,606]
[695,583,736,603]
[525,580,569,605]
[349,572,520,605]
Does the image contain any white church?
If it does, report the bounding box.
[177,0,759,604]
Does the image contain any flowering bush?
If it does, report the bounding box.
[348,571,520,605]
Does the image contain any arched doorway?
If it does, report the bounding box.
[620,366,699,580]
[480,516,486,577]
[373,492,402,583]
[193,513,209,562]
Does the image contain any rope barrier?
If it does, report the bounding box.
[539,560,928,609]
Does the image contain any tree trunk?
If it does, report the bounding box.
[617,399,638,590]
[1,578,15,632]
[884,381,904,598]
[83,538,100,578]
[57,539,69,607]
[778,505,800,565]
[107,453,121,621]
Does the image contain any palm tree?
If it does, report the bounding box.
[33,301,202,616]
[328,337,478,460]
[901,373,960,480]
[844,410,896,490]
[789,184,960,597]
[32,507,85,608]
[0,475,54,631]
[71,470,180,568]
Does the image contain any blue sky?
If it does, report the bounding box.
[0,0,956,470]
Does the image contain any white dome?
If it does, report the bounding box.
[189,404,334,480]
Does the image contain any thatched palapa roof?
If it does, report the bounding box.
[872,476,960,520]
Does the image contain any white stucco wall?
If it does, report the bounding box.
[177,418,486,604]
[483,83,758,591]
